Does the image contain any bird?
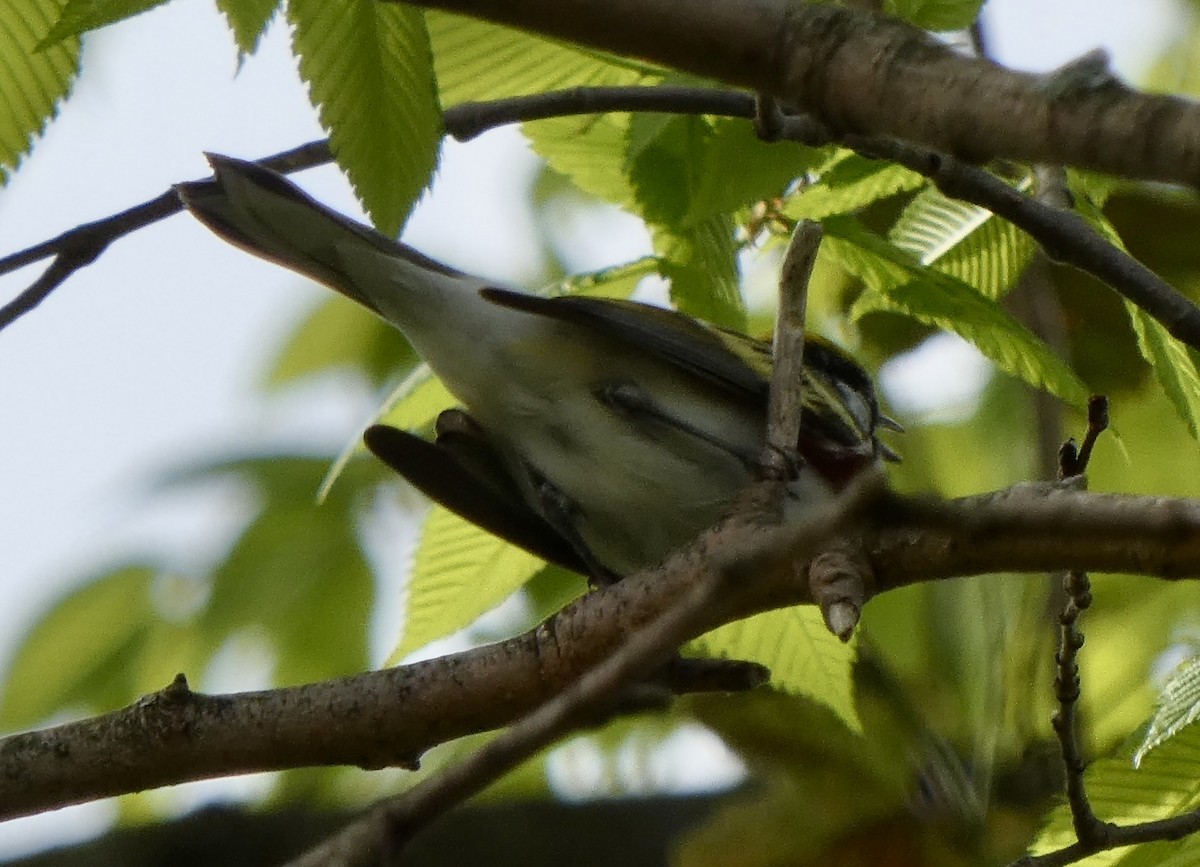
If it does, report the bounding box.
[176,154,897,583]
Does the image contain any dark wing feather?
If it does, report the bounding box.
[480,287,898,483]
[480,288,768,403]
[363,423,587,574]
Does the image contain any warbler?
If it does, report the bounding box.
[177,155,896,582]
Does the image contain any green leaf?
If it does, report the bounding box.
[1133,835,1200,867]
[1127,304,1200,439]
[0,0,79,183]
[1067,168,1121,209]
[626,112,711,225]
[690,608,860,732]
[685,118,823,224]
[685,691,917,867]
[888,182,1037,299]
[1136,655,1200,767]
[1031,724,1200,865]
[200,458,373,683]
[827,216,1089,406]
[883,0,984,31]
[315,363,446,507]
[269,767,349,808]
[653,216,745,329]
[387,507,544,663]
[37,0,166,48]
[627,110,821,232]
[216,0,280,56]
[426,10,665,105]
[526,90,816,232]
[267,296,417,390]
[1071,187,1200,439]
[126,607,207,699]
[525,113,639,209]
[785,152,926,221]
[317,360,440,509]
[289,0,441,235]
[622,113,813,329]
[522,565,588,623]
[428,8,661,214]
[427,10,672,225]
[531,109,662,214]
[1,567,156,727]
[550,255,659,299]
[376,365,454,433]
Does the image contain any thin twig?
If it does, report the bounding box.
[764,220,820,470]
[1072,396,1109,478]
[1018,807,1200,867]
[1048,398,1111,850]
[0,140,331,330]
[840,133,1200,352]
[443,85,752,140]
[1052,567,1104,847]
[759,219,866,639]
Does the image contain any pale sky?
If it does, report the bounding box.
[0,0,1182,856]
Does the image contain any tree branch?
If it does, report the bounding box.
[0,141,332,331]
[402,0,1200,189]
[867,486,1200,592]
[6,85,1199,355]
[1001,401,1198,867]
[1050,400,1109,849]
[764,219,819,466]
[2,484,1198,821]
[285,536,734,866]
[840,135,1200,352]
[1018,807,1200,867]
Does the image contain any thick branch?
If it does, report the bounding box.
[7,85,1199,353]
[403,0,1200,189]
[290,561,731,867]
[867,485,1200,592]
[2,485,1199,821]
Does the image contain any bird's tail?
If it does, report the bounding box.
[175,154,468,322]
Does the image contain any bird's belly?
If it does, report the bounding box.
[549,414,752,575]
[459,351,769,576]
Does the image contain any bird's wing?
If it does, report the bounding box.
[480,288,770,404]
[481,288,898,476]
[363,422,587,575]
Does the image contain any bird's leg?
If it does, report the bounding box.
[532,475,622,587]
